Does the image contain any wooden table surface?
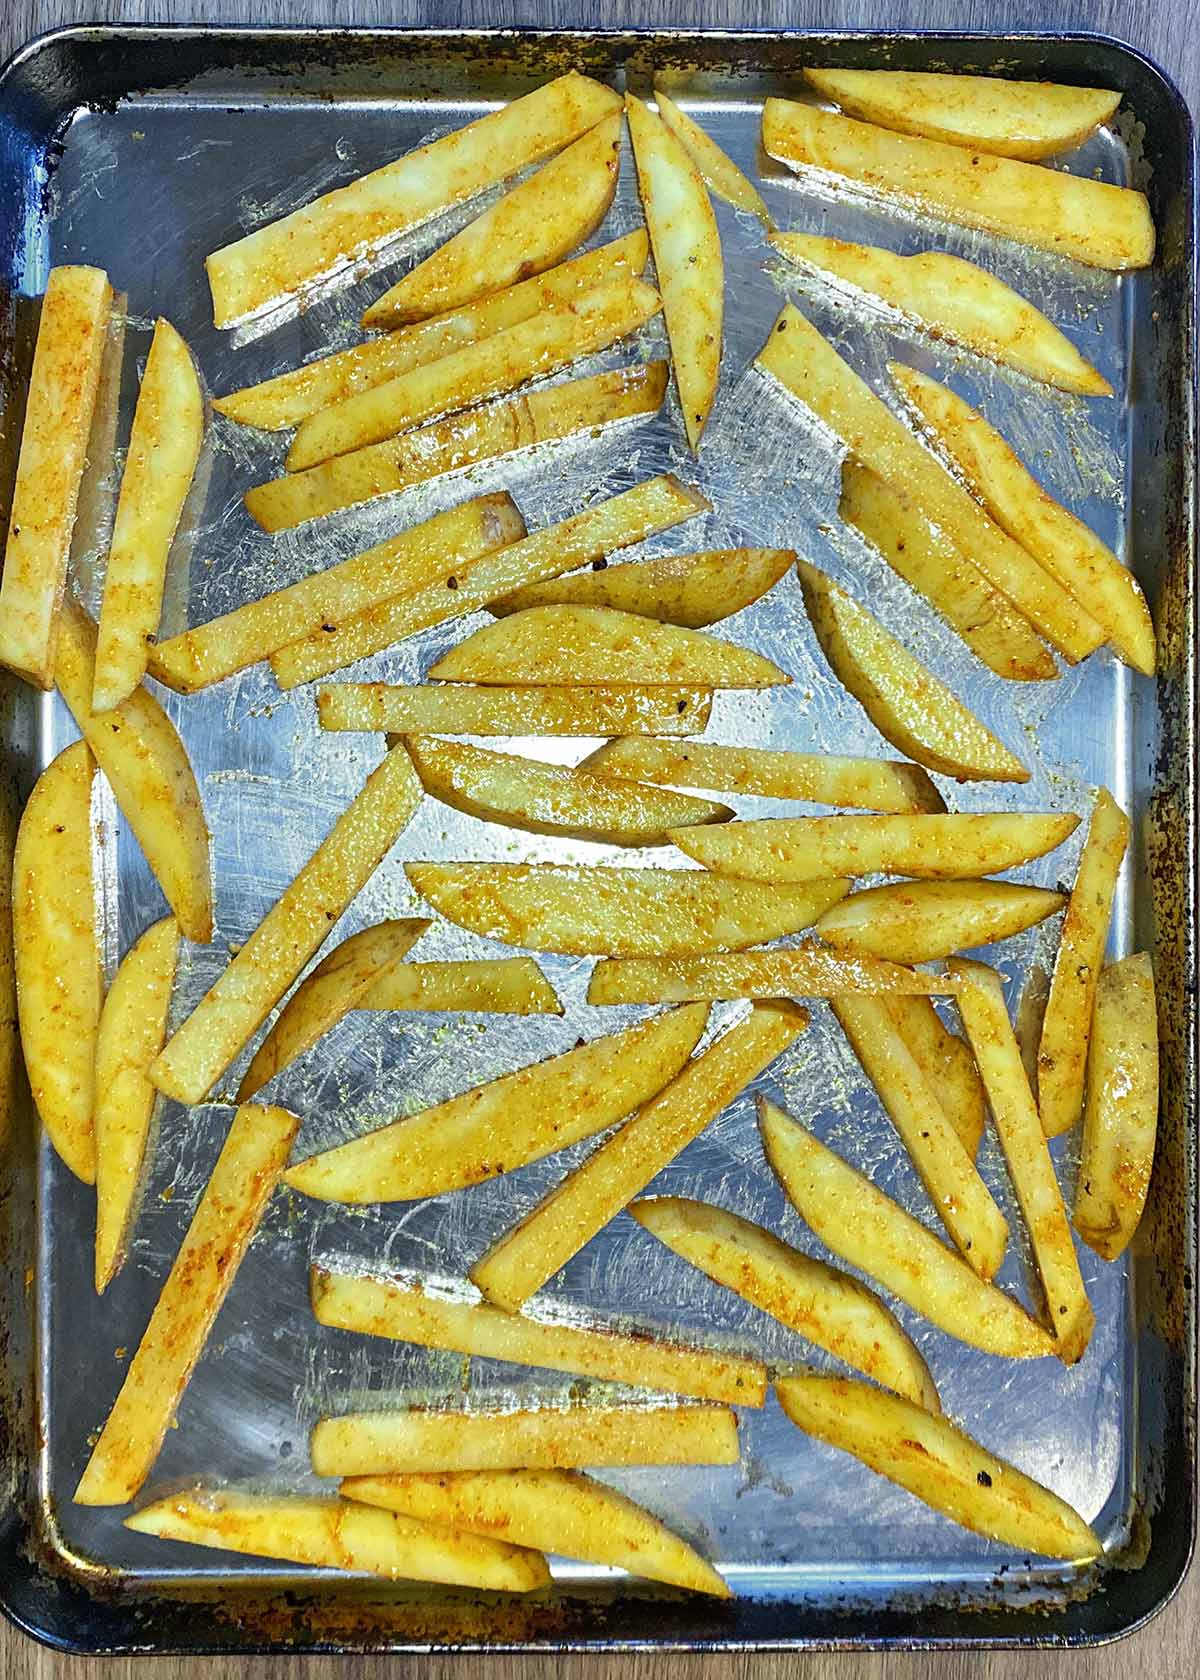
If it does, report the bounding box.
[0,0,1194,1673]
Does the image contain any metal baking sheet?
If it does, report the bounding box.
[0,25,1193,1655]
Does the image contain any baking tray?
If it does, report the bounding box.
[0,23,1194,1656]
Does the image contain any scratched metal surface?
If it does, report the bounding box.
[0,27,1192,1651]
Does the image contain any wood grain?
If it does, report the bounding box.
[0,0,1194,1673]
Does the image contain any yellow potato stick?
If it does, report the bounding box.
[316,682,713,737]
[490,546,793,628]
[359,957,561,1015]
[1074,954,1159,1260]
[586,946,956,1006]
[887,996,986,1159]
[816,879,1065,963]
[654,89,773,226]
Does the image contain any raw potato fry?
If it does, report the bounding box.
[429,605,789,689]
[310,1400,739,1474]
[270,475,709,689]
[363,115,622,325]
[803,67,1121,162]
[150,746,422,1105]
[236,918,430,1100]
[471,1002,808,1312]
[832,996,1007,1278]
[94,917,179,1291]
[951,960,1094,1363]
[892,366,1156,676]
[55,601,214,944]
[93,319,204,712]
[317,683,714,737]
[838,461,1057,684]
[0,266,112,688]
[404,736,732,845]
[206,72,623,326]
[631,1197,938,1410]
[361,957,562,1015]
[581,737,944,813]
[288,277,662,470]
[670,812,1079,883]
[125,1489,548,1590]
[283,1005,708,1203]
[12,741,101,1183]
[312,1266,768,1406]
[796,559,1031,782]
[770,233,1110,395]
[1074,954,1159,1260]
[654,89,773,227]
[75,1103,298,1504]
[490,547,794,627]
[405,863,849,957]
[587,947,957,1006]
[344,1468,729,1596]
[816,880,1065,963]
[776,1374,1101,1561]
[1037,788,1130,1138]
[246,363,666,531]
[758,306,1103,661]
[761,98,1154,271]
[222,234,649,429]
[888,996,986,1159]
[759,1097,1054,1358]
[150,492,524,694]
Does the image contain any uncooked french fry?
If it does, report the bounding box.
[816,880,1065,963]
[1074,954,1159,1260]
[490,546,793,627]
[654,89,773,226]
[311,1265,768,1405]
[75,1103,298,1504]
[360,957,561,1015]
[888,996,986,1159]
[1037,788,1130,1138]
[471,1002,807,1311]
[283,1005,708,1203]
[150,746,422,1105]
[586,947,956,1006]
[0,266,112,688]
[316,682,713,737]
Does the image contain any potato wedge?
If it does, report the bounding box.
[796,559,1030,782]
[206,71,623,327]
[55,601,213,944]
[405,863,848,957]
[671,812,1079,883]
[580,737,944,813]
[489,546,794,627]
[344,1468,728,1596]
[236,918,430,1100]
[429,605,788,689]
[150,492,523,694]
[654,89,773,227]
[892,366,1156,676]
[838,461,1057,683]
[888,996,986,1159]
[803,68,1121,162]
[125,1489,547,1589]
[150,746,422,1105]
[951,959,1094,1363]
[832,995,1007,1277]
[361,957,561,1015]
[776,1374,1101,1560]
[363,115,621,326]
[762,98,1153,270]
[404,736,731,846]
[817,880,1065,963]
[93,319,204,712]
[759,1097,1053,1358]
[94,917,179,1291]
[312,1265,768,1405]
[586,947,956,1006]
[626,93,722,450]
[270,475,709,689]
[471,1002,807,1311]
[758,306,1102,661]
[246,361,666,532]
[288,276,662,470]
[317,682,713,737]
[311,1399,738,1475]
[771,233,1110,395]
[283,1005,707,1203]
[1074,954,1158,1260]
[1037,788,1130,1138]
[0,266,112,688]
[631,1196,938,1410]
[75,1103,298,1504]
[12,740,101,1182]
